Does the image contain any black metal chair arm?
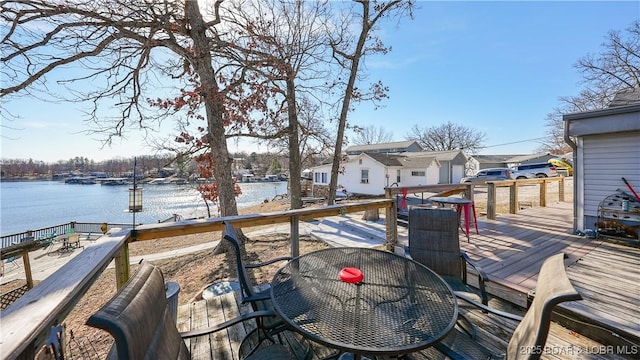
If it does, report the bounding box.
[455,292,524,322]
[245,256,292,269]
[180,309,277,339]
[460,251,489,305]
[243,292,271,303]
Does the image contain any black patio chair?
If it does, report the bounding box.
[221,221,294,337]
[407,207,489,306]
[410,252,582,359]
[86,261,309,359]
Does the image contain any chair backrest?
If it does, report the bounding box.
[68,233,80,245]
[408,207,462,279]
[86,262,190,360]
[506,253,582,360]
[221,221,259,301]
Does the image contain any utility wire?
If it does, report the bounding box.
[478,136,548,150]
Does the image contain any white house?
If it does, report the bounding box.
[564,90,640,234]
[310,152,440,197]
[405,150,468,184]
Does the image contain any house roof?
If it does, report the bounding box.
[470,154,515,163]
[404,149,466,162]
[345,140,422,153]
[310,152,439,170]
[399,155,439,168]
[366,153,405,166]
[471,153,551,164]
[608,87,640,108]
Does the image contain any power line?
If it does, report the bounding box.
[479,136,548,149]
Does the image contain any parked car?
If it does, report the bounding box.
[460,168,513,184]
[511,162,559,179]
[548,158,573,176]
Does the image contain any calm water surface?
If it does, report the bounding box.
[0,181,288,235]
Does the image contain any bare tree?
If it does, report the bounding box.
[1,0,244,219]
[540,20,640,153]
[326,0,414,205]
[265,96,335,171]
[353,124,393,145]
[406,122,486,153]
[213,0,333,209]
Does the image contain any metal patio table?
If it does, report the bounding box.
[270,247,458,358]
[429,196,478,240]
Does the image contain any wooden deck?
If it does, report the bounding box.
[462,202,640,348]
[177,202,640,359]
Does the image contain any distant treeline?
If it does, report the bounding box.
[0,152,293,179]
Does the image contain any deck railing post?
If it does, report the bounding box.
[540,180,548,207]
[22,250,34,289]
[487,183,497,220]
[385,188,397,251]
[291,215,300,258]
[114,240,131,289]
[559,177,565,202]
[509,181,519,214]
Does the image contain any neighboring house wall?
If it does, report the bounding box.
[405,150,469,184]
[565,103,640,232]
[579,131,640,230]
[339,155,387,195]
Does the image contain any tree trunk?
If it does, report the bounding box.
[287,79,303,210]
[362,209,380,221]
[185,1,241,254]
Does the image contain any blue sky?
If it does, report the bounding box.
[2,1,638,163]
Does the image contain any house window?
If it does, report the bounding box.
[411,171,426,177]
[314,172,328,184]
[359,159,363,165]
[396,170,401,183]
[361,169,369,184]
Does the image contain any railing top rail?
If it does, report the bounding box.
[0,199,397,359]
[486,177,564,187]
[134,198,395,241]
[384,184,470,197]
[0,230,128,359]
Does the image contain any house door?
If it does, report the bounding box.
[452,165,464,184]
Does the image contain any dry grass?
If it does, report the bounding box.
[59,199,332,358]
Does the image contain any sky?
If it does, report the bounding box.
[1,1,639,163]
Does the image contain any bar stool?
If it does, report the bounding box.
[429,196,479,241]
[455,200,479,241]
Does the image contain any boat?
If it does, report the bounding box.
[100,178,129,186]
[65,177,96,185]
[147,178,170,185]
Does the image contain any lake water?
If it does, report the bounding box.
[0,181,288,235]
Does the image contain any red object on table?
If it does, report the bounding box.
[339,267,363,284]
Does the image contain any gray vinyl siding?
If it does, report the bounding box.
[582,131,640,228]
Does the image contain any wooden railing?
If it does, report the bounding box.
[1,222,130,249]
[381,178,566,221]
[485,177,565,220]
[0,199,395,360]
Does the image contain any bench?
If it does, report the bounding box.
[86,261,308,359]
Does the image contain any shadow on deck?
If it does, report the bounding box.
[461,202,640,350]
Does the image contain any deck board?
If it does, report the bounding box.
[461,202,640,347]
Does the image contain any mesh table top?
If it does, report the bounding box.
[270,248,457,356]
